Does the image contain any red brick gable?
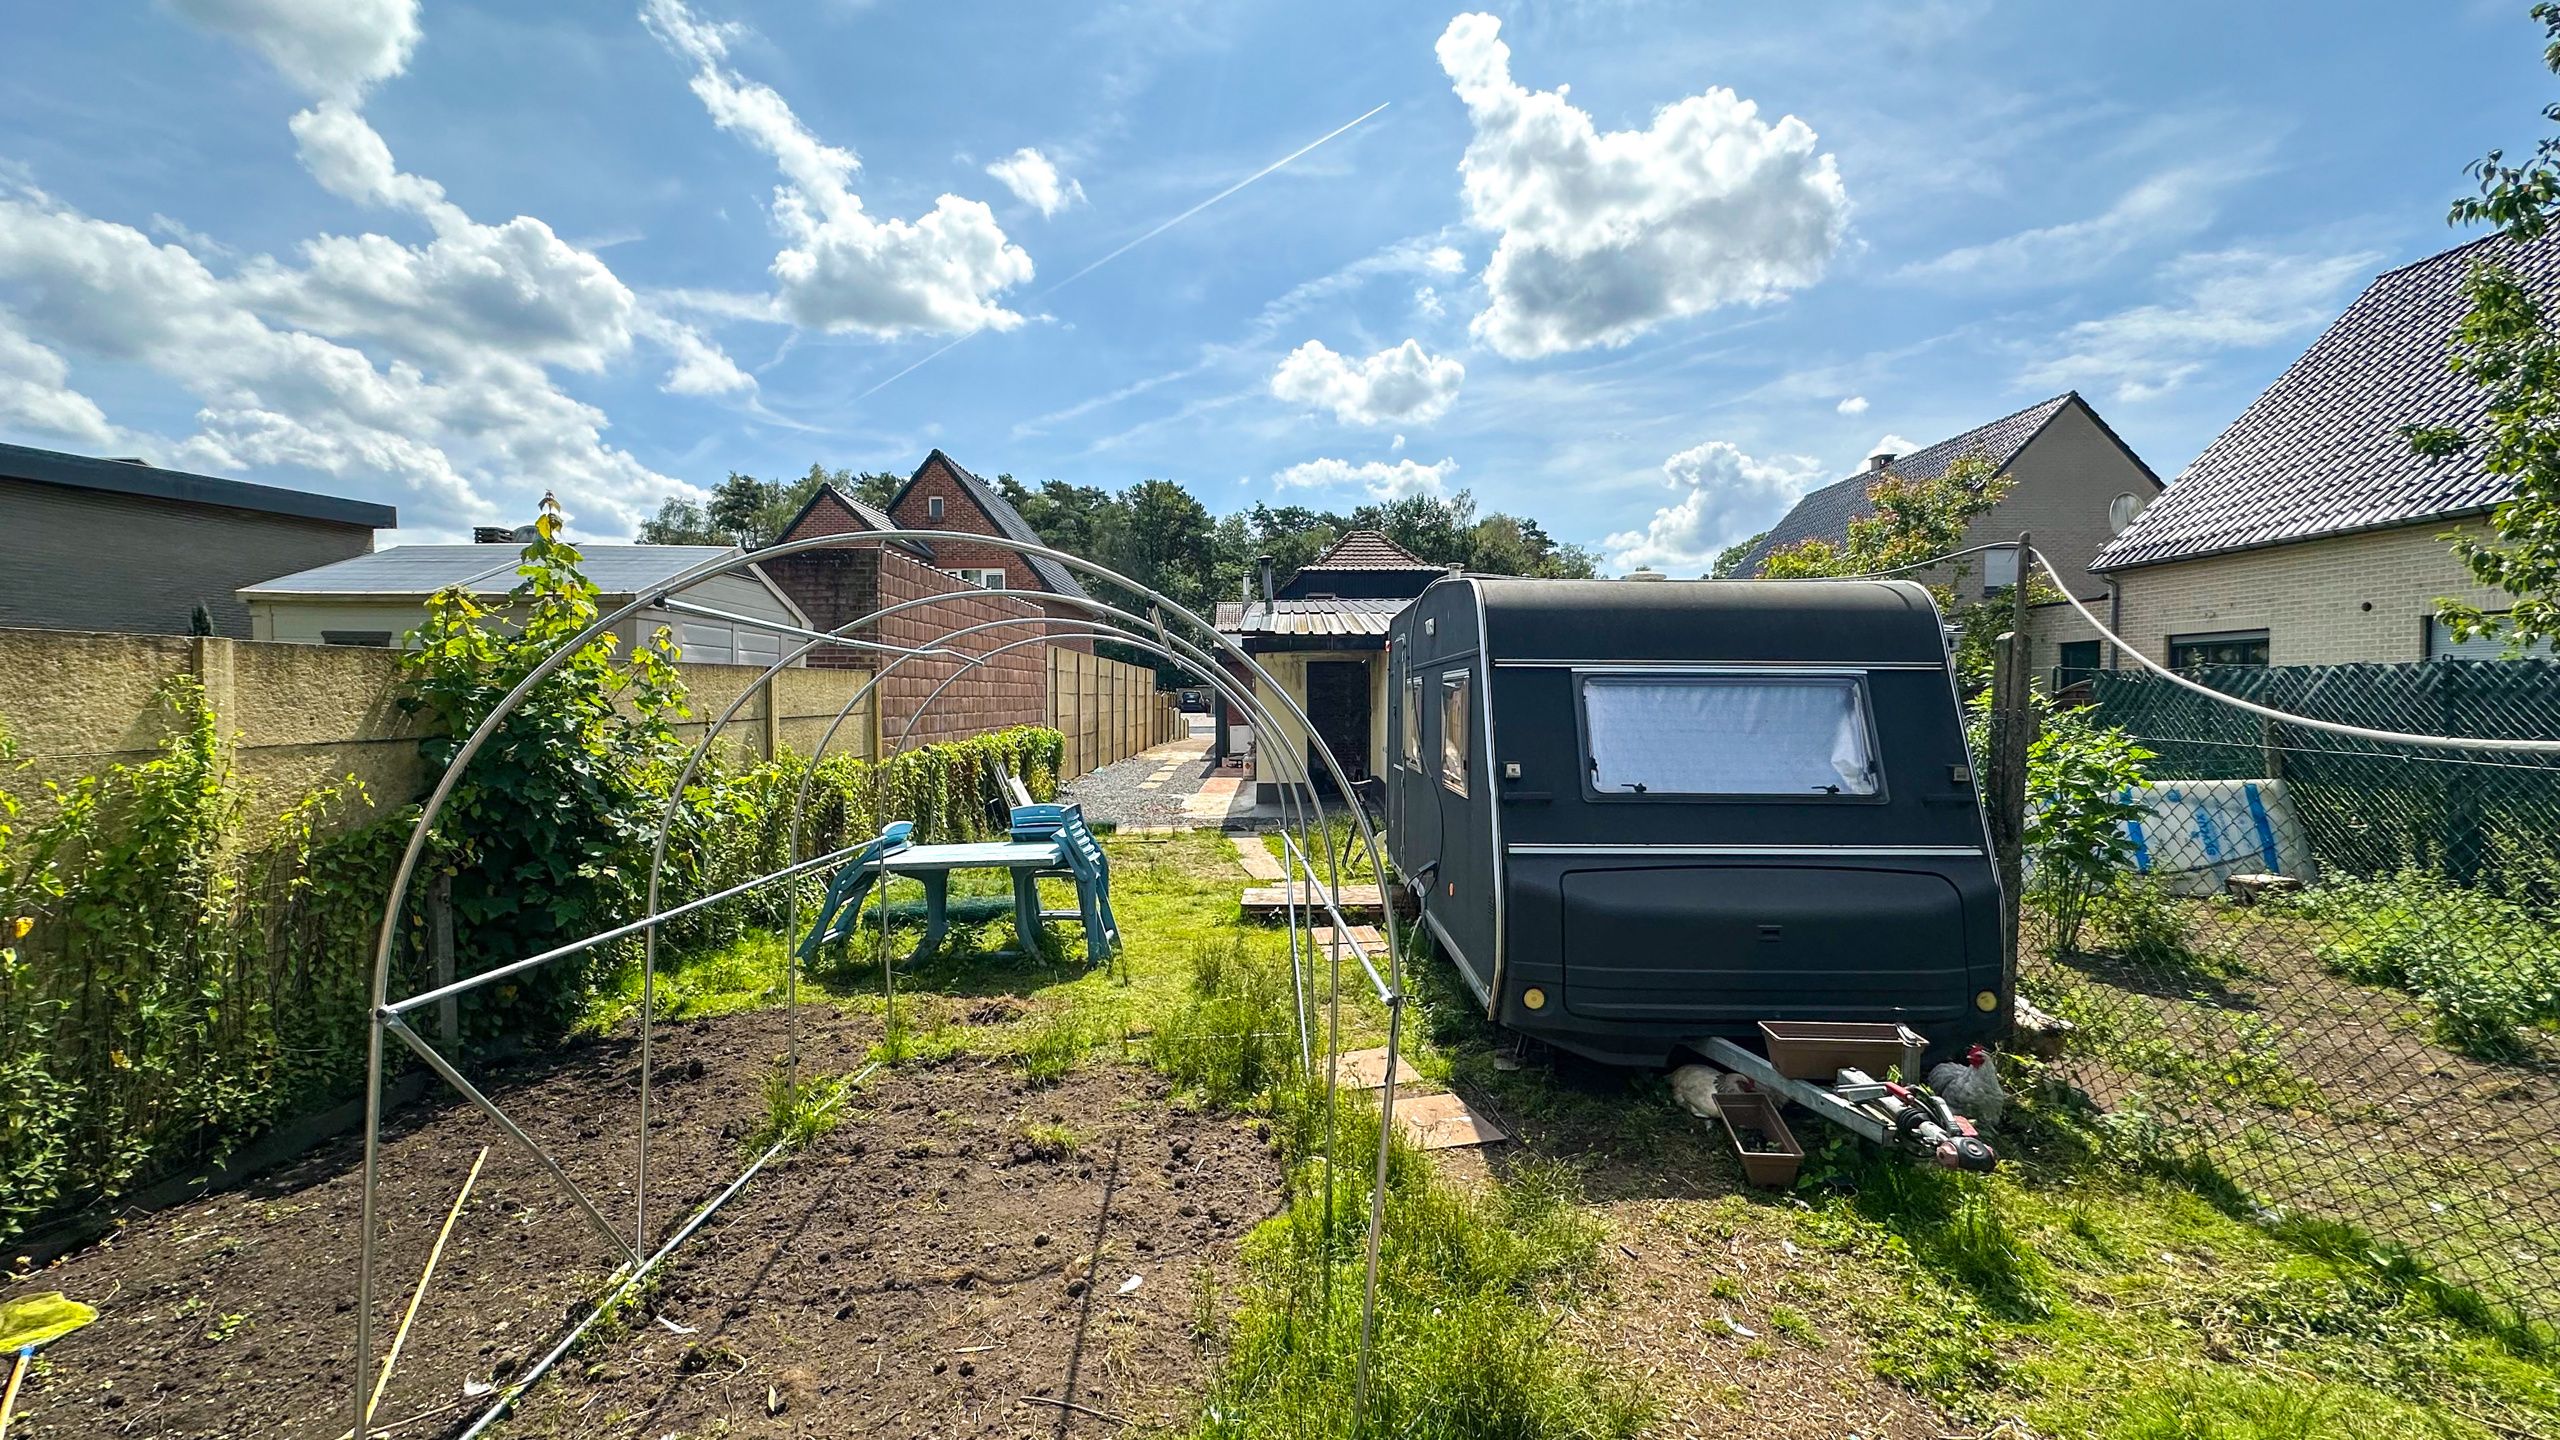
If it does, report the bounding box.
[778,486,874,542]
[889,454,1033,593]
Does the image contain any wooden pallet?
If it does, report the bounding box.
[1239,883,1385,922]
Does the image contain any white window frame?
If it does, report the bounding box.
[1400,673,1424,770]
[926,495,946,521]
[1438,671,1470,796]
[1575,669,1884,802]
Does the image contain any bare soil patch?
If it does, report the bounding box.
[0,1007,1280,1440]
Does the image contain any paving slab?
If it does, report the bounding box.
[1229,834,1288,881]
[1390,1092,1507,1150]
[1334,1046,1422,1091]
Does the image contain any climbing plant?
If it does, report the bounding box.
[396,497,690,1039]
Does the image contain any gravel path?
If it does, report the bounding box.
[1061,723,1222,830]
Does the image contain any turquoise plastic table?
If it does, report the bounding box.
[798,813,1120,966]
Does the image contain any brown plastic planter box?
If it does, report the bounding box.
[1718,1092,1803,1187]
[1758,1020,1923,1082]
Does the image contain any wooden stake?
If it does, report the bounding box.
[0,1346,30,1440]
[348,1146,488,1437]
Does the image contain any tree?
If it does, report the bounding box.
[1757,452,2027,689]
[1709,532,1767,578]
[2405,2,2560,649]
[634,464,898,547]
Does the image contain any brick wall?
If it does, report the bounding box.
[2103,519,2512,668]
[885,455,1094,653]
[761,543,1049,747]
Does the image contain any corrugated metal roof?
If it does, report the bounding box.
[1213,597,1409,636]
[2093,230,2560,572]
[1736,394,2077,575]
[242,544,741,596]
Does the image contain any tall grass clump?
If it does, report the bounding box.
[740,1061,849,1157]
[1153,936,1297,1108]
[1195,1079,1647,1440]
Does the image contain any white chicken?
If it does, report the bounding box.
[1669,1064,1755,1120]
[1926,1045,2007,1129]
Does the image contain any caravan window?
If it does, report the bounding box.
[1581,673,1878,798]
[1401,674,1423,769]
[1439,672,1470,795]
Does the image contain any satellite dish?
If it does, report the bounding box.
[2107,492,2141,535]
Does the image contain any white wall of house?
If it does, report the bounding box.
[2104,519,2515,668]
[246,571,807,664]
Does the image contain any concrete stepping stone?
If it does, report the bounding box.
[1229,834,1288,881]
[1390,1092,1507,1150]
[1333,1046,1421,1091]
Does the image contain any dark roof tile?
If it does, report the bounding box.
[1736,394,2076,575]
[2094,231,2557,571]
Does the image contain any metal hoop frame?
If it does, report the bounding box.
[352,530,1406,1439]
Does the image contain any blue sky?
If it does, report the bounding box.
[0,1,2549,567]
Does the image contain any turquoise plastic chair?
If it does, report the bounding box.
[795,822,915,959]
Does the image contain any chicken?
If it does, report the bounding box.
[1669,1064,1754,1120]
[1926,1045,2007,1129]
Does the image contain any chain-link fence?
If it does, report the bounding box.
[2022,660,2560,1318]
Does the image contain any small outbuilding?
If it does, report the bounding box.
[240,543,810,664]
[1214,530,1448,802]
[1383,576,2004,1068]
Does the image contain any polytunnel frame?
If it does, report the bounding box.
[352,530,1407,1440]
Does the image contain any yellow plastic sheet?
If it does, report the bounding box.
[0,1293,94,1352]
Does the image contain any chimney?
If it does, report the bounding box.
[1625,567,1668,582]
[473,526,515,544]
[1866,451,1897,474]
[1257,553,1276,605]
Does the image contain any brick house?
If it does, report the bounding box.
[1735,393,2164,687]
[884,449,1095,651]
[2091,230,2560,669]
[759,473,1053,748]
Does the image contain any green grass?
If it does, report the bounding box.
[568,829,2560,1440]
[740,1061,849,1157]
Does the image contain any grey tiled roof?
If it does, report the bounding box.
[2094,231,2560,571]
[900,450,1092,601]
[1736,394,2077,575]
[242,544,741,596]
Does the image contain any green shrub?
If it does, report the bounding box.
[2297,870,2560,1059]
[2088,873,2206,970]
[2025,707,2155,956]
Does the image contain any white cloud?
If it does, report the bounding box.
[985,147,1085,217]
[1435,12,1849,360]
[1835,394,1868,415]
[169,0,421,100]
[1272,455,1457,499]
[1412,285,1445,319]
[1270,338,1464,427]
[1390,433,1406,452]
[1870,432,1920,459]
[2020,246,2379,401]
[1901,160,2250,286]
[1423,245,1465,274]
[0,315,116,445]
[644,0,1033,337]
[1604,439,1824,573]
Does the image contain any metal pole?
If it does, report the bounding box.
[1354,988,1403,1421]
[382,1017,638,1266]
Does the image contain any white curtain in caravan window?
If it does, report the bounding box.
[1583,676,1876,795]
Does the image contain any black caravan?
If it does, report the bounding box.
[1383,577,2003,1068]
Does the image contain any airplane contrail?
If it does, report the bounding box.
[851,100,1391,403]
[1041,100,1391,297]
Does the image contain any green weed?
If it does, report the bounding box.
[740,1062,848,1157]
[1153,937,1297,1109]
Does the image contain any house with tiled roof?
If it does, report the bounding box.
[1737,391,2162,688]
[1215,530,1449,801]
[2094,230,2559,669]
